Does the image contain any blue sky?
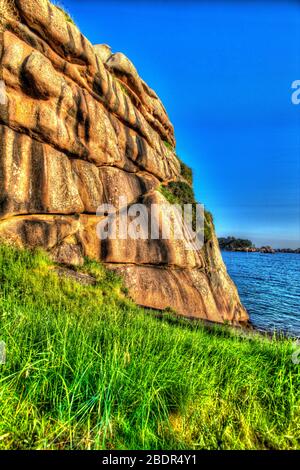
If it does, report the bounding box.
[62,0,300,248]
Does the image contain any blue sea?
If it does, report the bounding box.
[222,251,300,337]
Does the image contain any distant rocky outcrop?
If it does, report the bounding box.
[219,237,253,251]
[219,237,299,254]
[276,248,300,254]
[259,246,275,254]
[0,0,248,324]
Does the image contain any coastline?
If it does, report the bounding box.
[149,306,300,340]
[221,247,300,254]
[218,237,299,254]
[221,250,300,338]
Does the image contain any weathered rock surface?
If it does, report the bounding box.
[0,0,248,324]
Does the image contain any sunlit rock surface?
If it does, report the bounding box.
[0,0,248,324]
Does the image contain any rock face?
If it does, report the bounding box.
[0,0,249,324]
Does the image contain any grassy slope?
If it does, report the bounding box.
[0,244,299,450]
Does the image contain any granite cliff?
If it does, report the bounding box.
[0,0,248,324]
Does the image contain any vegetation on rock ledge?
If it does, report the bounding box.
[163,140,174,152]
[159,181,213,242]
[177,157,193,186]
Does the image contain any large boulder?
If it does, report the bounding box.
[0,0,248,325]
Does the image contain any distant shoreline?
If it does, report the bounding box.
[218,237,299,254]
[220,247,300,254]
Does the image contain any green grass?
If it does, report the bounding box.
[0,243,299,450]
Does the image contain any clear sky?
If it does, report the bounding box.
[61,0,300,248]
